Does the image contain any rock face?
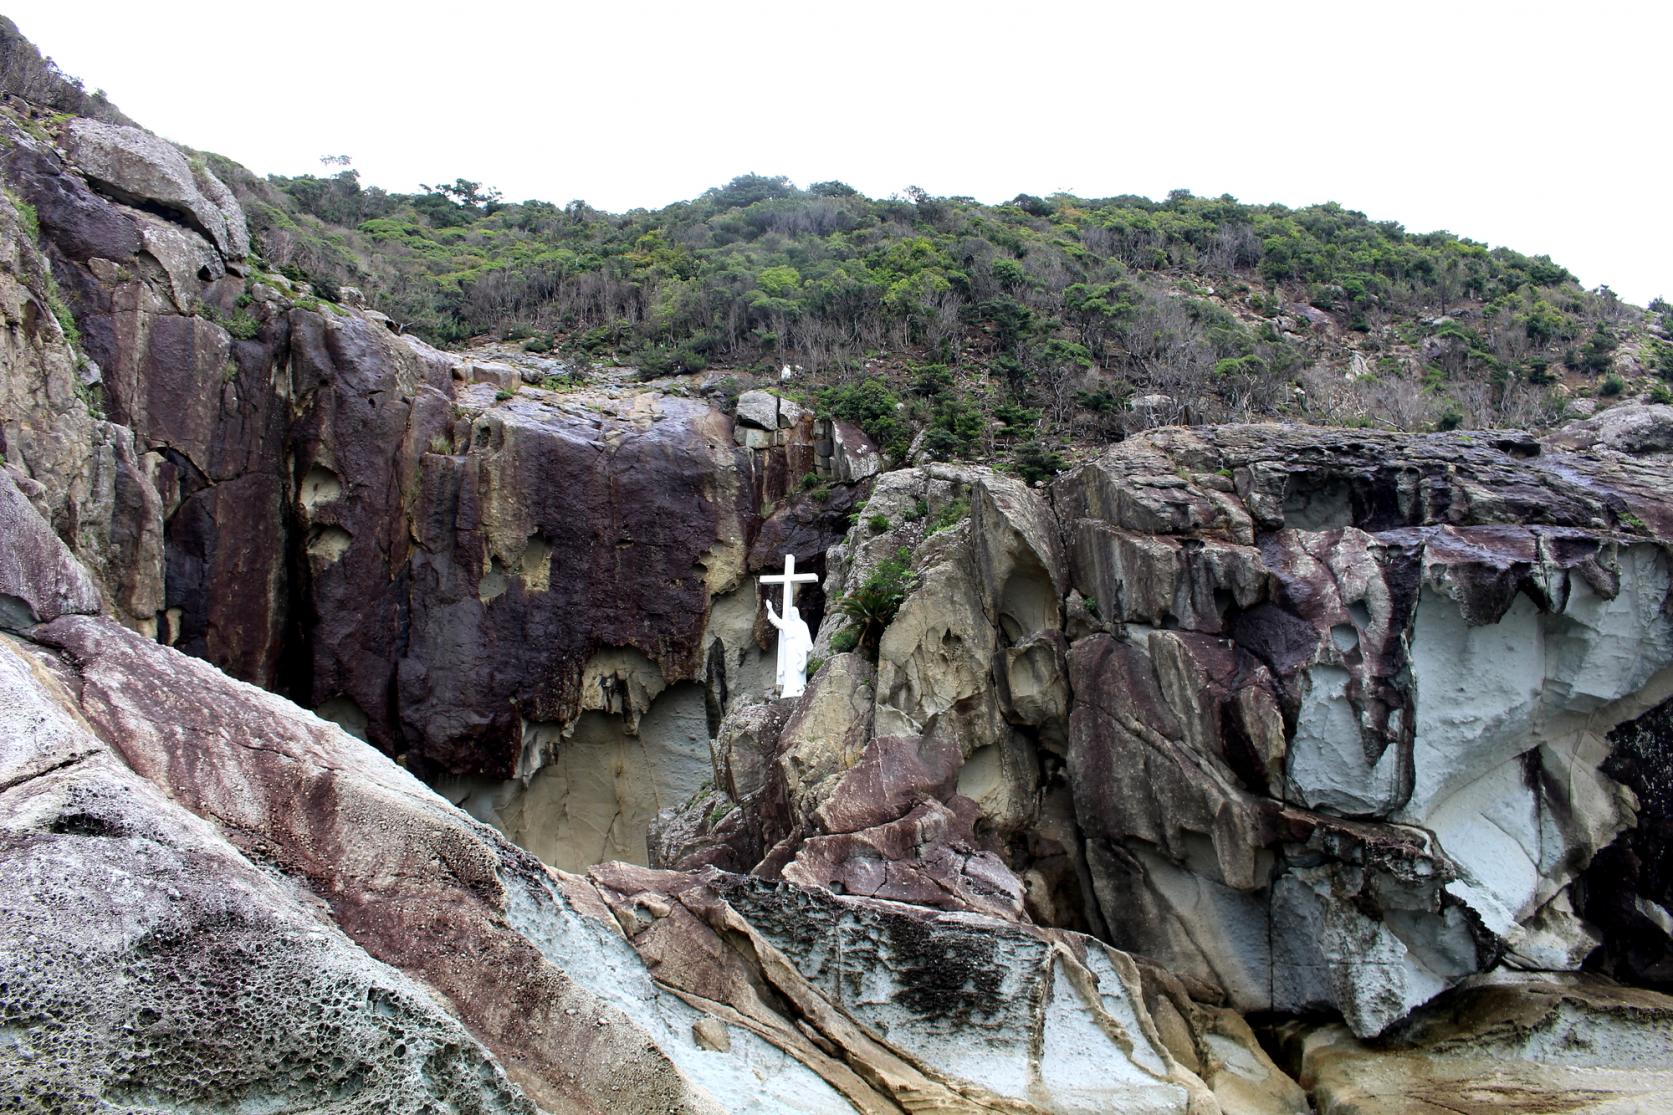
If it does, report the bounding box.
[0,586,1234,1111]
[660,421,1673,1046]
[2,110,856,870]
[65,118,249,259]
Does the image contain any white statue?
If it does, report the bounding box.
[760,553,818,698]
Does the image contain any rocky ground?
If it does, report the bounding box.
[2,70,1673,1114]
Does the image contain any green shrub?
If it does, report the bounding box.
[832,547,915,651]
[224,309,262,340]
[523,335,553,353]
[828,628,859,653]
[910,362,952,397]
[46,282,81,351]
[920,394,985,460]
[494,388,514,401]
[1599,373,1625,397]
[926,498,969,535]
[1015,440,1066,486]
[867,512,890,533]
[799,472,821,491]
[10,194,39,240]
[819,377,907,457]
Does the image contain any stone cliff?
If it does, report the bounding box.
[3,52,1673,1114]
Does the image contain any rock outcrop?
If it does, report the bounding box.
[660,420,1673,1049]
[0,525,1235,1111]
[1280,973,1673,1114]
[1,106,861,871]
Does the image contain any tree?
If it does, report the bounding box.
[420,178,503,211]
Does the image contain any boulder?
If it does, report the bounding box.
[9,615,861,1113]
[1551,401,1673,455]
[65,119,246,259]
[734,388,804,430]
[0,635,535,1114]
[818,417,882,482]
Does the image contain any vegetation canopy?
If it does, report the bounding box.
[212,162,1666,466]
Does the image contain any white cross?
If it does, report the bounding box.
[759,553,817,616]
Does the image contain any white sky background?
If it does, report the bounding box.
[10,0,1668,304]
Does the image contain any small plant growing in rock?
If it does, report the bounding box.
[867,512,890,533]
[832,547,915,653]
[1599,373,1625,397]
[828,628,859,654]
[926,498,969,535]
[224,309,262,340]
[494,388,514,402]
[799,472,821,491]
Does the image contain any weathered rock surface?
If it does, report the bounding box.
[1,608,1245,1113]
[0,633,535,1114]
[1285,973,1673,1114]
[1052,424,1673,1037]
[660,418,1673,1050]
[0,466,101,627]
[2,113,859,870]
[6,59,1673,1110]
[65,118,249,259]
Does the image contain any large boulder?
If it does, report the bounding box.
[0,635,535,1113]
[1055,425,1673,1036]
[65,119,248,259]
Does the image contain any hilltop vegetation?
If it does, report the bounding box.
[7,0,1663,479]
[220,163,1667,472]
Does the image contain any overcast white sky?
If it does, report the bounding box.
[11,1,1668,304]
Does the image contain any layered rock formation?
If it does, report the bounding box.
[659,420,1673,1058]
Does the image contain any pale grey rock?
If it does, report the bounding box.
[134,211,222,311]
[0,636,536,1114]
[1295,973,1673,1114]
[778,652,875,824]
[65,120,245,259]
[733,425,774,449]
[710,877,1217,1114]
[734,388,804,430]
[820,417,881,481]
[439,679,714,871]
[468,360,520,390]
[1551,401,1673,454]
[10,615,860,1113]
